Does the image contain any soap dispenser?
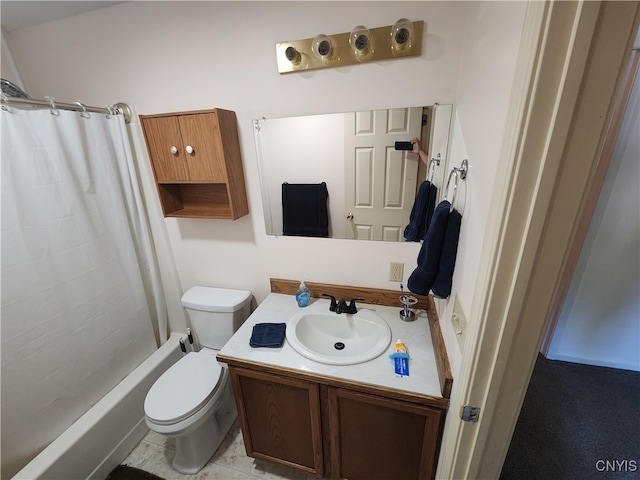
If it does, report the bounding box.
[295,281,311,307]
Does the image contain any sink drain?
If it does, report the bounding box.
[334,342,345,350]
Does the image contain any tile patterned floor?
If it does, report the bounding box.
[122,420,316,480]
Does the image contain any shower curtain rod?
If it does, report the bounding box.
[1,96,133,124]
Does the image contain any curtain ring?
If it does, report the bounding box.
[44,96,59,116]
[254,117,266,132]
[106,104,120,119]
[1,92,9,112]
[74,101,89,118]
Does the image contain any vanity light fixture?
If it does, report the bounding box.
[276,19,423,74]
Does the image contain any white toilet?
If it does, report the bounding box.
[144,286,251,474]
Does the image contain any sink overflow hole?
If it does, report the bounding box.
[334,342,345,350]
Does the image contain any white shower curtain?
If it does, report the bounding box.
[1,107,167,476]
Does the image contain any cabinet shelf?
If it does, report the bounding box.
[141,108,248,219]
[156,183,234,218]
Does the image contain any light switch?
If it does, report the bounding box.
[451,293,468,351]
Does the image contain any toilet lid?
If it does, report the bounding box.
[145,352,223,424]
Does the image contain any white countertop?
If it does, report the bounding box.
[218,293,442,399]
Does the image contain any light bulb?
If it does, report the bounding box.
[391,18,414,54]
[350,25,372,59]
[284,45,301,65]
[312,34,333,60]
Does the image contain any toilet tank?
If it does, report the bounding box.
[181,286,252,349]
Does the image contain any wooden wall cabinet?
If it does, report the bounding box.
[140,108,248,219]
[228,366,445,480]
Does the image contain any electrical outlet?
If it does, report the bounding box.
[451,293,468,351]
[389,262,404,282]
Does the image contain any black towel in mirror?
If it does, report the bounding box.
[282,182,329,237]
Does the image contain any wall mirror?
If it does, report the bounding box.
[254,104,453,241]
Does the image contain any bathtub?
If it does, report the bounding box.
[13,334,183,480]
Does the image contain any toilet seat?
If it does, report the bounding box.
[145,352,224,425]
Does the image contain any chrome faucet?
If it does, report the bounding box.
[322,294,364,314]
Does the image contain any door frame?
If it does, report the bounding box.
[439,1,640,478]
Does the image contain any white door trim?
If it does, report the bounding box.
[438,1,640,478]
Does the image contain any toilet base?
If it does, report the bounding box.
[171,383,237,474]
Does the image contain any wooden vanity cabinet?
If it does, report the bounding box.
[328,388,443,480]
[227,365,445,480]
[228,367,325,477]
[140,108,248,219]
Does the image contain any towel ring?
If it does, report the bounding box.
[428,153,441,183]
[444,159,468,208]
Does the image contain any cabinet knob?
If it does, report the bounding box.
[170,146,179,155]
[185,145,194,155]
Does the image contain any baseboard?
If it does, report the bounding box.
[545,352,640,372]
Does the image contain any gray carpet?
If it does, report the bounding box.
[501,354,640,480]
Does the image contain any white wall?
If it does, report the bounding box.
[1,31,24,87]
[433,1,528,374]
[547,59,640,372]
[4,0,527,379]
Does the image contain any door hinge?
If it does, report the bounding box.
[460,405,480,423]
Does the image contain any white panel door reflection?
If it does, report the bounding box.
[344,107,422,240]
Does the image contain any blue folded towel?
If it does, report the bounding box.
[249,323,286,348]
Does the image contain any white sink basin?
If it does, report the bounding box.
[286,304,392,365]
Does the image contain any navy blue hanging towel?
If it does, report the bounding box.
[431,208,462,299]
[404,180,438,242]
[282,182,329,237]
[407,200,451,295]
[249,323,287,348]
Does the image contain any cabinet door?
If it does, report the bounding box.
[178,113,226,182]
[328,388,443,480]
[229,367,324,477]
[141,115,189,182]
